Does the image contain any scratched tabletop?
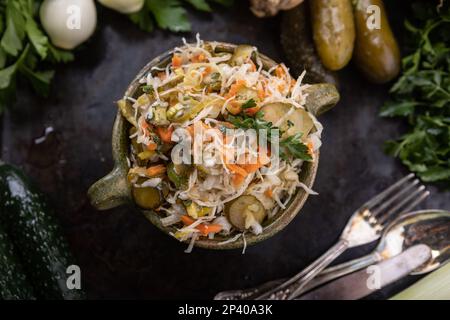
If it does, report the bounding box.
[1,1,448,299]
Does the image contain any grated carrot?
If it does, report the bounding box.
[146,164,166,177]
[307,141,314,155]
[180,215,222,236]
[226,80,246,99]
[147,142,157,151]
[180,215,194,225]
[156,126,174,144]
[257,87,266,100]
[232,173,245,187]
[241,162,263,174]
[227,100,242,115]
[264,188,273,198]
[191,53,206,63]
[172,55,182,68]
[202,66,212,77]
[226,163,248,177]
[244,106,260,116]
[197,223,222,236]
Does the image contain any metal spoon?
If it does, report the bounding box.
[214,209,449,300]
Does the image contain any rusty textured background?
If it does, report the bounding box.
[1,1,448,299]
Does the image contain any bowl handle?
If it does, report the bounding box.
[304,83,340,117]
[87,165,130,210]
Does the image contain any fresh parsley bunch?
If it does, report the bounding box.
[129,0,234,32]
[0,0,74,113]
[380,1,450,187]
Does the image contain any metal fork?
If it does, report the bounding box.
[214,174,430,300]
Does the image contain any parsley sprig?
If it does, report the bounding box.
[0,0,74,112]
[227,100,313,161]
[129,0,234,33]
[380,1,450,187]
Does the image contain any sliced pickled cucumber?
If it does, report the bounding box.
[132,186,162,210]
[261,102,314,139]
[118,99,137,127]
[230,45,255,66]
[225,195,266,231]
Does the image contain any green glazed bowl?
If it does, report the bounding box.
[87,42,339,250]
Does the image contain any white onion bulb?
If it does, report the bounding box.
[40,0,97,50]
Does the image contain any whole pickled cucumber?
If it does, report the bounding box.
[281,2,339,86]
[353,0,400,83]
[310,0,355,71]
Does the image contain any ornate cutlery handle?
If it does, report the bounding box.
[256,239,349,300]
[301,252,380,294]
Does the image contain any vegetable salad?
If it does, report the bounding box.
[118,36,323,251]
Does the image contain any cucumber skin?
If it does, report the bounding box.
[0,223,36,300]
[0,164,85,300]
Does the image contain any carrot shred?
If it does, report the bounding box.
[197,223,222,236]
[227,100,242,115]
[202,66,212,76]
[264,188,273,198]
[156,126,174,144]
[172,55,182,68]
[307,141,314,155]
[257,87,266,100]
[146,164,166,177]
[181,215,194,226]
[241,162,263,173]
[244,106,260,116]
[232,173,245,187]
[180,215,222,236]
[226,163,248,177]
[147,142,157,151]
[226,80,246,99]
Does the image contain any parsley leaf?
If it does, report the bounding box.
[241,98,257,109]
[1,1,26,57]
[25,13,48,59]
[280,133,313,161]
[381,1,450,188]
[148,0,191,32]
[227,110,313,162]
[129,9,154,33]
[129,0,233,33]
[184,0,212,12]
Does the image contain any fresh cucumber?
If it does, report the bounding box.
[0,223,35,300]
[0,163,85,300]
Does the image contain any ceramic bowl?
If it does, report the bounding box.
[88,42,339,249]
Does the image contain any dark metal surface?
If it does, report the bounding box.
[1,1,448,299]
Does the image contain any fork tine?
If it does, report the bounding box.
[377,186,428,225]
[371,179,420,217]
[363,174,415,210]
[399,190,430,214]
